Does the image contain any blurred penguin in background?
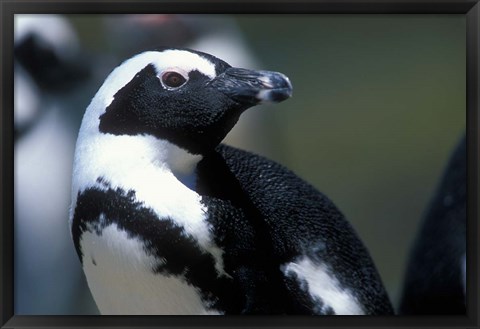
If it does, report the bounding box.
[399,134,466,315]
[14,14,94,314]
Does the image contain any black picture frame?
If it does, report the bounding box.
[1,1,478,328]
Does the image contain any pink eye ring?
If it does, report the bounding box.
[162,71,187,88]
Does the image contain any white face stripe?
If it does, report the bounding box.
[99,51,215,111]
[79,50,217,138]
[282,257,364,315]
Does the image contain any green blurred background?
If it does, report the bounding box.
[15,14,465,313]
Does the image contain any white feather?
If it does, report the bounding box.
[71,132,229,279]
[81,222,222,315]
[282,257,364,315]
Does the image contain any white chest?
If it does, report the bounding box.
[71,134,229,314]
[72,134,227,267]
[80,222,221,315]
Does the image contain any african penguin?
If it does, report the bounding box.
[70,48,394,315]
[399,134,466,315]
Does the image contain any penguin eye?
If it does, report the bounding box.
[162,71,187,89]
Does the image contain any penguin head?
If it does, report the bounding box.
[87,48,292,154]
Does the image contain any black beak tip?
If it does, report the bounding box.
[256,72,293,104]
[213,67,293,105]
[258,86,292,103]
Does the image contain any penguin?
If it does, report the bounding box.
[14,15,94,314]
[399,134,466,315]
[70,48,394,315]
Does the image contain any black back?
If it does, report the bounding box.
[197,144,394,315]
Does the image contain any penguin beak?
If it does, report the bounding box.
[210,67,293,106]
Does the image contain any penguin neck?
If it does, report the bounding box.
[71,131,203,209]
[162,139,204,190]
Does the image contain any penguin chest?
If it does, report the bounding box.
[80,222,221,315]
[72,171,230,314]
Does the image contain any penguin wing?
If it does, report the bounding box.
[196,143,393,315]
